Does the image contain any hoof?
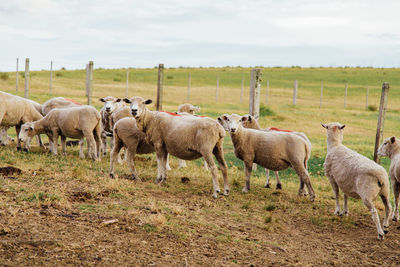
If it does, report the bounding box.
[110,173,115,179]
[242,187,249,193]
[23,148,29,152]
[276,184,282,190]
[16,147,21,151]
[212,193,218,199]
[384,229,389,234]
[378,233,385,240]
[223,189,230,196]
[264,184,270,188]
[392,216,399,222]
[339,211,348,217]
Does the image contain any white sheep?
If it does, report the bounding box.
[221,114,315,201]
[124,96,229,198]
[0,91,43,151]
[19,106,102,160]
[42,97,81,116]
[322,122,391,240]
[109,117,155,180]
[99,96,125,157]
[378,136,400,221]
[240,114,312,191]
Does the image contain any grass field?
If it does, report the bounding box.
[1,67,400,265]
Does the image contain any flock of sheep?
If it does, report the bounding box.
[1,90,400,240]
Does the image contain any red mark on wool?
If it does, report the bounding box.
[269,127,292,132]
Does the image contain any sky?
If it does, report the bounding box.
[1,0,400,71]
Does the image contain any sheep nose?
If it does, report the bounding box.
[131,109,138,116]
[230,128,236,133]
[19,138,23,142]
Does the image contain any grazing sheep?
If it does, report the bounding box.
[322,122,391,240]
[378,136,400,221]
[109,117,155,180]
[124,96,229,198]
[221,114,315,201]
[99,96,125,156]
[19,106,102,160]
[41,97,81,116]
[240,114,312,190]
[0,91,43,151]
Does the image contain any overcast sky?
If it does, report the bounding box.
[1,0,400,71]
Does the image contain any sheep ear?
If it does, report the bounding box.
[339,124,346,130]
[123,98,131,103]
[321,123,328,129]
[195,106,200,111]
[116,98,122,102]
[99,98,105,102]
[222,115,228,121]
[248,115,252,122]
[241,116,248,122]
[144,99,152,105]
[391,136,396,143]
[217,117,222,121]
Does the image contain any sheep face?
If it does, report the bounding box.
[99,96,122,114]
[19,123,35,144]
[178,104,200,115]
[321,122,345,144]
[124,96,152,118]
[217,114,230,131]
[378,136,397,157]
[222,114,242,134]
[240,114,257,128]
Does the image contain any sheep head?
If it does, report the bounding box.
[221,114,242,134]
[19,122,35,144]
[99,96,123,114]
[124,96,152,118]
[321,122,346,146]
[378,136,398,158]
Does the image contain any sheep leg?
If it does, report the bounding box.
[212,141,229,196]
[264,169,270,188]
[15,125,22,151]
[380,194,391,234]
[0,127,8,145]
[252,163,257,171]
[126,149,141,181]
[79,138,85,158]
[340,194,349,216]
[329,180,341,215]
[275,171,282,189]
[362,197,385,240]
[36,134,43,147]
[392,180,400,221]
[50,131,59,155]
[84,130,98,161]
[166,154,171,171]
[293,162,315,201]
[60,135,67,155]
[109,137,123,178]
[94,123,102,159]
[101,131,107,157]
[155,146,168,183]
[202,151,221,198]
[178,159,187,168]
[203,160,209,171]
[243,161,253,193]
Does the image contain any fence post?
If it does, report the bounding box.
[240,75,244,104]
[125,69,129,98]
[49,61,53,95]
[374,82,390,163]
[187,72,191,102]
[16,58,19,92]
[292,80,298,105]
[24,58,29,98]
[320,82,323,108]
[249,68,262,117]
[265,80,269,104]
[156,63,164,111]
[86,61,93,105]
[216,75,219,102]
[366,87,369,110]
[344,83,348,108]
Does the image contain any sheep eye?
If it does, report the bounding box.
[25,129,28,131]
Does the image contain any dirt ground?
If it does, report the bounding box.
[1,182,400,267]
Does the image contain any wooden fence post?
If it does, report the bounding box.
[344,83,348,108]
[86,61,93,105]
[24,58,29,98]
[49,61,53,95]
[240,75,244,104]
[249,68,262,117]
[16,58,19,92]
[187,72,191,102]
[293,80,298,105]
[320,82,323,108]
[366,87,369,110]
[265,80,269,104]
[373,82,390,163]
[125,69,129,98]
[156,64,164,111]
[216,75,219,102]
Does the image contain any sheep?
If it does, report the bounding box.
[322,122,391,240]
[240,114,312,190]
[377,136,400,222]
[221,114,315,201]
[124,96,229,198]
[109,117,155,180]
[18,106,102,160]
[99,96,125,156]
[0,91,43,151]
[42,97,81,116]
